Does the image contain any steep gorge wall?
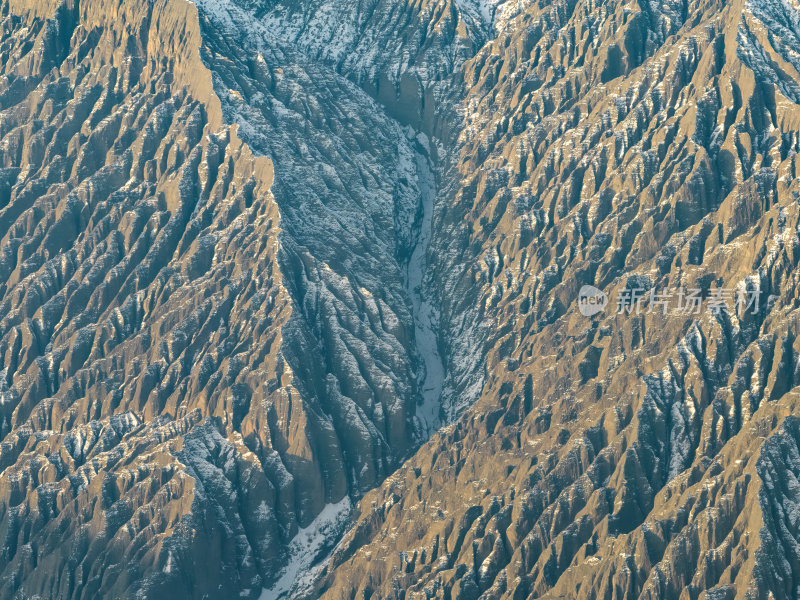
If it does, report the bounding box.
[0,0,289,597]
[0,0,485,596]
[3,0,800,598]
[310,0,800,597]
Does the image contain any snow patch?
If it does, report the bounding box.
[406,145,446,438]
[259,497,352,600]
[455,0,499,26]
[739,0,800,102]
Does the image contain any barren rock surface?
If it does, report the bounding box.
[1,0,800,598]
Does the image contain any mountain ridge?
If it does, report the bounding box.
[2,0,800,598]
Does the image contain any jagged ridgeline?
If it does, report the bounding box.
[0,0,506,593]
[311,0,800,597]
[3,0,800,598]
[0,0,471,596]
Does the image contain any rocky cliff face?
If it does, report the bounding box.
[1,0,800,598]
[0,0,476,596]
[310,0,800,598]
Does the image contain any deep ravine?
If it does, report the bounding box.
[407,136,446,439]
